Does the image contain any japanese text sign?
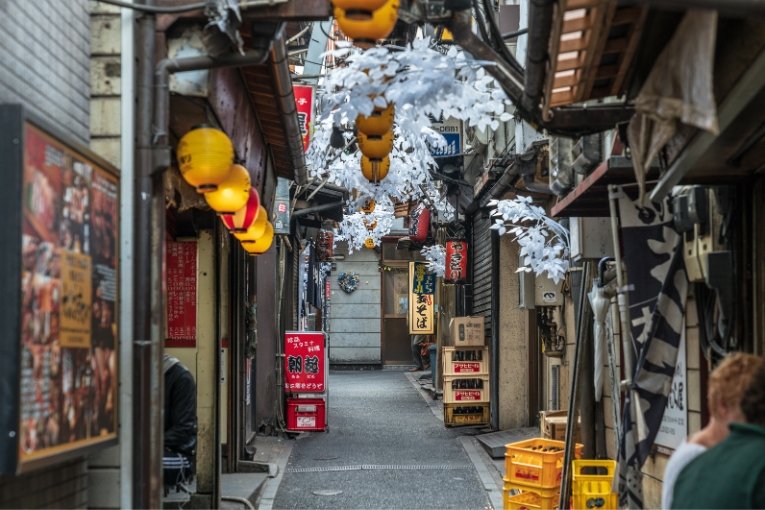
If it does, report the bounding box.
[445,240,468,283]
[284,331,325,393]
[293,85,314,153]
[166,240,197,347]
[412,261,435,295]
[409,262,434,334]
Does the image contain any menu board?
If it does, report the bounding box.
[165,241,197,347]
[284,332,326,393]
[1,112,119,473]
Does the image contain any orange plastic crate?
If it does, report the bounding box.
[502,483,559,510]
[504,438,584,489]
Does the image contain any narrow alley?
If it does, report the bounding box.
[3,2,765,509]
[270,371,492,510]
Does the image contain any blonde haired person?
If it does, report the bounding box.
[662,352,765,509]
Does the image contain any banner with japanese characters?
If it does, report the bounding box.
[284,331,326,393]
[408,262,435,334]
[293,85,314,152]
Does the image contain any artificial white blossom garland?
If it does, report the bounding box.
[489,196,570,283]
[420,244,446,277]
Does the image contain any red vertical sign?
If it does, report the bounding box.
[284,331,325,392]
[445,240,469,283]
[294,85,314,152]
[166,241,197,347]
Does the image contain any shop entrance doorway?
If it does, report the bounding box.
[381,263,410,364]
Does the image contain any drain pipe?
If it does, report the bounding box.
[523,0,554,113]
[269,25,309,185]
[448,9,526,111]
[152,48,272,151]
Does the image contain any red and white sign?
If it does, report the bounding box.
[284,331,325,392]
[452,362,482,374]
[294,85,315,152]
[445,239,468,283]
[166,240,197,347]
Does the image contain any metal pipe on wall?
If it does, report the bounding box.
[133,2,160,507]
[119,5,136,508]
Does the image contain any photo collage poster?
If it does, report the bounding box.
[19,122,118,462]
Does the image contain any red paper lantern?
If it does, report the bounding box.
[409,203,430,243]
[445,239,469,283]
[221,187,260,233]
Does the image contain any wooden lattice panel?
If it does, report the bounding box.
[543,0,647,117]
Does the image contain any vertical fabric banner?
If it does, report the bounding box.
[293,85,314,152]
[616,189,688,509]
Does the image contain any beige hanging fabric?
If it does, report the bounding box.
[627,9,719,204]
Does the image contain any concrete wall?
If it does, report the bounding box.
[329,243,381,364]
[0,0,91,145]
[497,233,533,429]
[0,1,94,507]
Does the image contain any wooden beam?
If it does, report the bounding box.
[241,0,331,22]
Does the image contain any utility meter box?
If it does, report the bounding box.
[535,275,564,307]
[519,271,564,308]
[570,217,614,261]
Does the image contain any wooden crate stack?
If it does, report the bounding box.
[442,346,490,427]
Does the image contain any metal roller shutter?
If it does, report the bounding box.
[470,212,494,339]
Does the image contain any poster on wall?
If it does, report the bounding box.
[0,106,119,474]
[284,331,326,393]
[165,240,197,347]
[655,327,688,451]
[408,262,435,335]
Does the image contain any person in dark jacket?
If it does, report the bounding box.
[163,354,197,487]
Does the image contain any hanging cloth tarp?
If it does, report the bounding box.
[627,10,719,204]
[616,189,688,509]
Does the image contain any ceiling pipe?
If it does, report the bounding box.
[523,0,555,114]
[449,6,633,135]
[153,48,271,153]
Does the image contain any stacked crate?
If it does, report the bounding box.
[442,346,490,427]
[503,438,584,510]
[571,460,618,510]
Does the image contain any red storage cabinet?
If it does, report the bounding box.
[286,398,326,432]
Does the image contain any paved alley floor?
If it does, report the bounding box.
[270,370,493,510]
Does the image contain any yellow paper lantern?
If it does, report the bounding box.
[332,0,388,15]
[233,206,268,242]
[356,104,394,136]
[334,0,399,47]
[242,222,274,255]
[176,126,234,192]
[364,238,376,249]
[360,155,390,183]
[204,164,251,214]
[360,199,376,214]
[358,131,394,159]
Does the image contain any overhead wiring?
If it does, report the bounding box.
[93,0,209,14]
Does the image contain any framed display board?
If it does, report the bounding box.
[284,331,326,393]
[0,105,120,474]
